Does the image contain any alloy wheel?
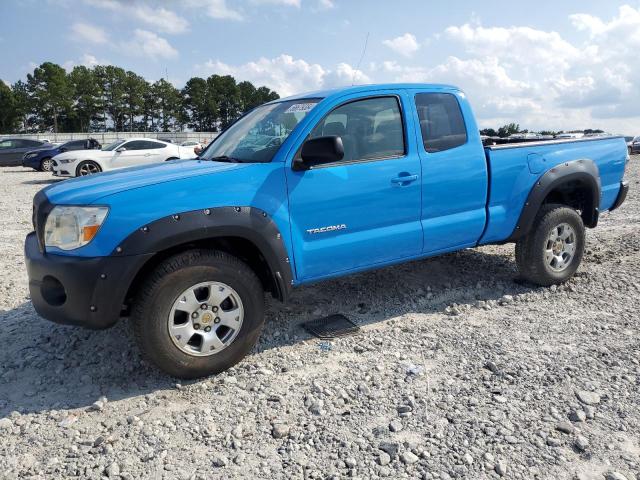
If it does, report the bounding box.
[167,281,244,357]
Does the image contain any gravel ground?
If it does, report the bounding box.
[0,159,638,480]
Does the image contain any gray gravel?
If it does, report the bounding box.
[1,159,639,479]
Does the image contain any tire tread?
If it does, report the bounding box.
[515,203,585,286]
[131,249,264,378]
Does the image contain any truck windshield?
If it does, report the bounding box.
[201,99,320,163]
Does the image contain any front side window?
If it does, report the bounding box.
[63,140,86,150]
[102,140,125,151]
[201,99,320,163]
[415,93,467,153]
[309,96,405,163]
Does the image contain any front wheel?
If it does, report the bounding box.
[76,160,102,176]
[515,204,585,286]
[40,157,53,172]
[131,249,265,379]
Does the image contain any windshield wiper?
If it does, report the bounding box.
[209,155,243,163]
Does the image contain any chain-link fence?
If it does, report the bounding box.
[0,132,219,144]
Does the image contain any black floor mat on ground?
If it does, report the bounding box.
[303,314,360,339]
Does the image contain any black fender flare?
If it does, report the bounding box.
[508,159,601,242]
[112,206,293,301]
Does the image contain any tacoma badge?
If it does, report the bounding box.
[306,224,347,235]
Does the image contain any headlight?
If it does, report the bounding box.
[44,206,109,250]
[58,158,75,164]
[24,153,38,159]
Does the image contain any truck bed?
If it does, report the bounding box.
[480,136,628,244]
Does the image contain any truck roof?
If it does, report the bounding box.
[277,83,462,102]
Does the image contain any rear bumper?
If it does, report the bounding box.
[609,181,629,212]
[25,232,152,329]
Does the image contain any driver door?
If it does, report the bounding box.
[111,140,148,168]
[285,93,423,281]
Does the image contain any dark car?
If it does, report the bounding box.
[0,138,52,167]
[22,138,102,172]
[629,136,640,155]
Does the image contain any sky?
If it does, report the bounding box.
[1,0,639,134]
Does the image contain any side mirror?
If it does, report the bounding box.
[116,147,126,153]
[294,136,344,170]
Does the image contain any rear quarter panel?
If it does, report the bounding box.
[481,137,627,244]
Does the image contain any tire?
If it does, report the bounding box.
[131,249,265,379]
[40,157,53,172]
[515,203,585,286]
[76,160,102,176]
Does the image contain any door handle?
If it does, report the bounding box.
[391,174,419,186]
[144,153,152,157]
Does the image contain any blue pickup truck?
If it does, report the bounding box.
[25,84,629,378]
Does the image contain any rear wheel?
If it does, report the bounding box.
[131,249,265,379]
[76,161,102,176]
[515,204,585,286]
[40,157,53,172]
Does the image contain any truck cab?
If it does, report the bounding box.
[25,84,629,378]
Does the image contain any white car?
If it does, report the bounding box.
[51,138,195,177]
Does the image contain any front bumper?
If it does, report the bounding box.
[51,160,73,177]
[25,232,152,329]
[22,156,42,169]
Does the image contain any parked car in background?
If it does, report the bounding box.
[22,138,101,172]
[556,133,584,139]
[630,136,640,155]
[181,140,203,155]
[180,140,202,148]
[0,138,52,167]
[51,138,196,177]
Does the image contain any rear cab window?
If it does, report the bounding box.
[415,93,467,153]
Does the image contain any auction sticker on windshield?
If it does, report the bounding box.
[285,103,317,114]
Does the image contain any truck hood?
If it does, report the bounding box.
[43,159,251,205]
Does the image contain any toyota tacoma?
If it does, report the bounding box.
[25,84,630,378]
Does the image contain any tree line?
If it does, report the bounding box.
[0,62,280,134]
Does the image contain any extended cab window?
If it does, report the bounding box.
[310,96,405,163]
[415,93,467,153]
